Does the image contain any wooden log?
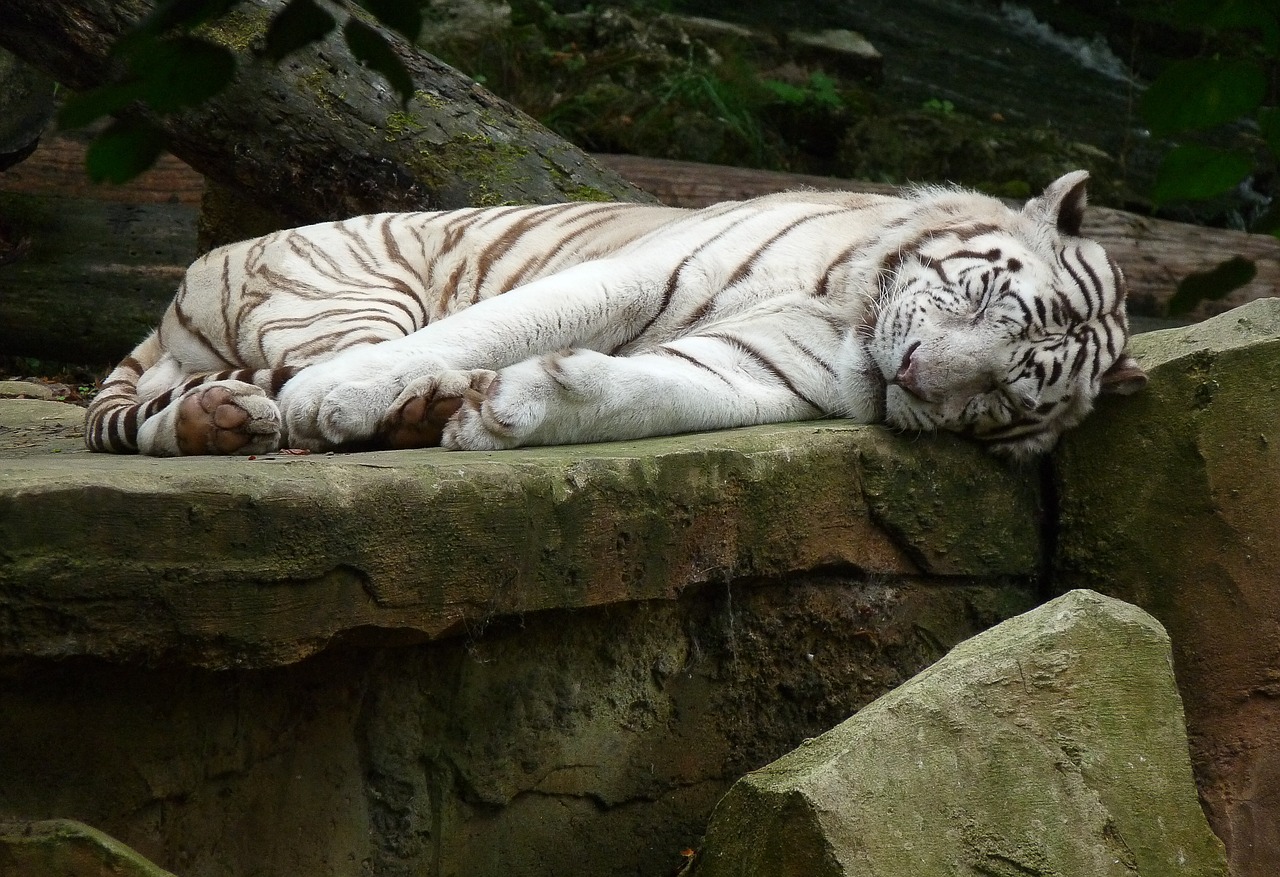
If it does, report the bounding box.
[0,190,192,368]
[3,141,1277,367]
[596,154,1280,323]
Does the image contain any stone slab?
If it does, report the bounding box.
[691,589,1228,877]
[1054,296,1280,877]
[0,415,1041,668]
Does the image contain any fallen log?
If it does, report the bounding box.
[3,141,1277,367]
[597,154,1280,323]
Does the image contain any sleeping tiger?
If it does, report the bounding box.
[85,170,1145,460]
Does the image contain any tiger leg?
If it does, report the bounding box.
[278,257,688,449]
[86,338,293,455]
[437,340,826,450]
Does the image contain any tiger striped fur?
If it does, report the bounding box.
[85,170,1146,459]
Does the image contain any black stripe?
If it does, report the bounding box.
[704,332,822,411]
[655,346,736,387]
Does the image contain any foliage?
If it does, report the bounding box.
[60,0,425,183]
[1136,0,1279,314]
[1139,0,1278,227]
[420,3,867,174]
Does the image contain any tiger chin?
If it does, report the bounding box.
[85,170,1146,461]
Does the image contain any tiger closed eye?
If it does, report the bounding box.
[997,384,1037,410]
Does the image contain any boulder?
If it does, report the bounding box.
[691,589,1227,877]
[1054,296,1280,877]
[0,819,175,877]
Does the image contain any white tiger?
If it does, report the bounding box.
[85,170,1146,460]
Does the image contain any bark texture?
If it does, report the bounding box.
[0,0,655,224]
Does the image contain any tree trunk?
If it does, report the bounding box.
[0,0,655,226]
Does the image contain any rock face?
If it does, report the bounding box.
[0,412,1042,877]
[1055,296,1280,877]
[691,590,1228,877]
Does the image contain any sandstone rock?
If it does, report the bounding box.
[1054,296,1280,877]
[787,28,883,81]
[0,819,176,877]
[691,590,1228,877]
[0,581,1038,877]
[0,398,85,458]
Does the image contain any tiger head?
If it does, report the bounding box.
[865,170,1147,460]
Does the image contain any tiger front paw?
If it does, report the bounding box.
[382,369,499,449]
[280,353,447,448]
[441,353,584,450]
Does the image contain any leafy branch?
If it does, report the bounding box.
[59,0,423,182]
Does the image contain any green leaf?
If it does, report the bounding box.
[343,19,414,103]
[1152,145,1253,204]
[264,0,338,61]
[1168,255,1257,316]
[362,0,423,44]
[1140,59,1266,138]
[763,80,806,105]
[85,118,168,183]
[58,81,149,129]
[130,37,236,112]
[1259,107,1280,158]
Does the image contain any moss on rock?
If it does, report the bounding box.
[1052,297,1280,877]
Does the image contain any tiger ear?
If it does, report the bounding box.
[1100,353,1148,396]
[1024,170,1090,237]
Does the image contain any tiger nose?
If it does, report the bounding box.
[893,341,930,400]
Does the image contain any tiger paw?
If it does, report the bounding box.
[279,352,447,448]
[172,382,281,455]
[382,369,498,449]
[441,354,579,450]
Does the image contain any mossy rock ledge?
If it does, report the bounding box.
[0,418,1041,669]
[0,402,1042,877]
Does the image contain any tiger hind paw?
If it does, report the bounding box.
[166,382,282,455]
[442,354,571,451]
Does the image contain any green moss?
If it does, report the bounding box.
[297,68,347,123]
[196,5,273,54]
[563,184,617,202]
[404,127,531,206]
